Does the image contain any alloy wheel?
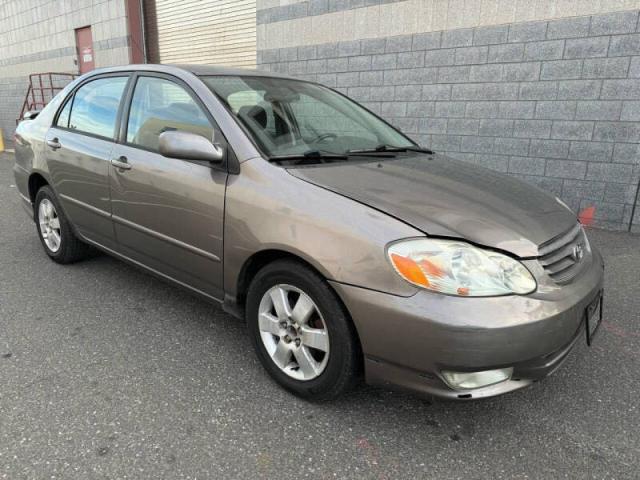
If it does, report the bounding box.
[38,198,62,253]
[258,284,330,381]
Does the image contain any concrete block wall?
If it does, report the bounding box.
[0,0,132,147]
[257,2,640,232]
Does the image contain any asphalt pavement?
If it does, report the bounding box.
[1,152,639,479]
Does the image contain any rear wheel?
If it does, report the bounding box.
[35,186,91,264]
[246,260,361,400]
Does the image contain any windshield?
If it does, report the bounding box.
[201,75,414,158]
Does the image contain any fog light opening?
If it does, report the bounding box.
[442,368,513,390]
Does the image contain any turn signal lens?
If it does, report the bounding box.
[389,253,429,288]
[388,238,536,296]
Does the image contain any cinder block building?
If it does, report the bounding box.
[256,1,640,232]
[0,0,256,147]
[0,1,140,144]
[1,0,639,231]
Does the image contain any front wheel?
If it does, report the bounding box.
[246,260,361,400]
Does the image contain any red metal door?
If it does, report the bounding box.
[75,26,95,74]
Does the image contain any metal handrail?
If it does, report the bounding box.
[17,72,78,124]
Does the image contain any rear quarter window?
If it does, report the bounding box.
[55,97,72,128]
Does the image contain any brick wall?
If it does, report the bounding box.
[0,0,132,147]
[258,7,640,232]
[0,76,27,146]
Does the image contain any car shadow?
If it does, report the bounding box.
[70,248,558,424]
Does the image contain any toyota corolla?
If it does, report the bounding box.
[13,65,604,400]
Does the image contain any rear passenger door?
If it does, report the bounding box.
[109,73,228,301]
[46,74,129,248]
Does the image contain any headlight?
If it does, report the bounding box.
[387,238,536,296]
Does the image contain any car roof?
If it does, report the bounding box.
[82,63,297,81]
[172,64,292,78]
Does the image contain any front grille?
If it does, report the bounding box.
[538,224,587,283]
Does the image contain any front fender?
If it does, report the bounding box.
[223,158,422,298]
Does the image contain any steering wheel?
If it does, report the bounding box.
[312,133,338,143]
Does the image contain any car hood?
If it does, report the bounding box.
[287,154,577,258]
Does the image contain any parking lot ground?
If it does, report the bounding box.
[1,152,639,479]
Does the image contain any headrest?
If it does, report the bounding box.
[238,105,268,129]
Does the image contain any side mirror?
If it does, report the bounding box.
[158,130,224,163]
[23,110,41,121]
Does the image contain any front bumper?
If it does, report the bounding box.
[330,248,604,400]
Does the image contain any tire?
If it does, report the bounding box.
[34,186,91,264]
[246,259,362,401]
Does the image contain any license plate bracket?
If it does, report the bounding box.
[584,290,603,346]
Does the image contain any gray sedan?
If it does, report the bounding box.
[13,64,604,400]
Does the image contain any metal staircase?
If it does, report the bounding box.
[17,72,77,124]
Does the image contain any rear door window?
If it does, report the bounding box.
[67,76,128,138]
[126,76,214,152]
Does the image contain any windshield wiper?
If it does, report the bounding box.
[268,150,348,164]
[348,144,433,155]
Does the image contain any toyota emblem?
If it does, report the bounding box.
[572,243,584,262]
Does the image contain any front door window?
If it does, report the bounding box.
[126,76,214,152]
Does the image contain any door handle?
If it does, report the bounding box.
[111,156,132,171]
[46,138,61,149]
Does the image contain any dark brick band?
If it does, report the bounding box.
[257,0,406,25]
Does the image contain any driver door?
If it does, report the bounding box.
[109,74,228,300]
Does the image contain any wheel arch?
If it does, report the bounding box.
[235,249,328,308]
[27,172,52,221]
[28,172,50,203]
[235,248,365,375]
